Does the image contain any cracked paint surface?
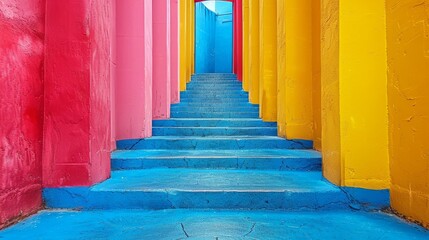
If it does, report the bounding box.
[1,210,428,239]
[0,0,45,228]
[386,0,429,228]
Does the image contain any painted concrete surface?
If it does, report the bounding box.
[43,0,113,187]
[195,2,233,73]
[386,0,429,227]
[0,0,45,227]
[111,149,322,171]
[43,169,388,211]
[116,0,153,139]
[1,209,428,239]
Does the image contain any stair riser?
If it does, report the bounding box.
[111,157,322,171]
[152,127,277,136]
[179,99,250,103]
[171,112,260,118]
[180,96,249,100]
[170,107,259,112]
[153,120,277,127]
[171,103,259,107]
[181,93,248,97]
[117,139,313,150]
[44,189,349,211]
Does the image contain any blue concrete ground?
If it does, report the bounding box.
[1,210,428,240]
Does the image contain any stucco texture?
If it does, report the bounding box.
[386,0,429,228]
[0,0,45,228]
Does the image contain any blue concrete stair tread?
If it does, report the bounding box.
[1,210,428,240]
[92,169,334,192]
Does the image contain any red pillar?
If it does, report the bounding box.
[43,0,113,187]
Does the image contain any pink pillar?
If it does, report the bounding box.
[116,0,153,139]
[233,0,243,81]
[43,0,113,187]
[170,0,180,103]
[152,0,171,119]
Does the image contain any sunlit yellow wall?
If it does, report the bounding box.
[386,0,429,228]
[179,0,187,91]
[321,0,390,189]
[242,0,250,92]
[312,0,322,150]
[277,0,314,139]
[248,0,260,104]
[258,0,277,122]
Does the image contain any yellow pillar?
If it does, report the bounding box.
[186,0,192,83]
[179,0,187,91]
[276,0,314,139]
[312,0,322,150]
[321,0,390,189]
[386,0,429,228]
[248,0,260,104]
[242,0,250,92]
[259,0,277,121]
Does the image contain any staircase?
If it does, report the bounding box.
[2,74,428,239]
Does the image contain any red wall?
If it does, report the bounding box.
[43,0,113,187]
[0,0,45,228]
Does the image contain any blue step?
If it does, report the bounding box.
[170,106,259,112]
[171,112,259,118]
[153,118,277,127]
[171,102,259,107]
[2,209,427,239]
[117,136,313,150]
[181,92,248,97]
[179,98,250,103]
[111,149,322,171]
[44,169,355,210]
[152,127,277,136]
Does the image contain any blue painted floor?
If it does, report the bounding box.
[1,210,428,239]
[2,73,428,238]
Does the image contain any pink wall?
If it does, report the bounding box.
[170,0,180,103]
[152,0,171,119]
[116,0,153,139]
[43,0,113,187]
[0,0,45,228]
[233,0,242,81]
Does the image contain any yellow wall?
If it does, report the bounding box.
[179,0,187,91]
[277,0,314,139]
[248,0,260,104]
[259,0,277,122]
[242,0,250,92]
[386,0,429,228]
[312,0,322,150]
[321,0,390,189]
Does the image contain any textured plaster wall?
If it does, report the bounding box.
[215,6,233,73]
[321,0,341,185]
[386,0,429,228]
[321,0,390,190]
[0,0,45,228]
[170,0,180,103]
[259,0,277,122]
[152,0,171,119]
[116,0,153,140]
[43,0,113,187]
[195,2,216,73]
[312,0,322,151]
[277,0,314,140]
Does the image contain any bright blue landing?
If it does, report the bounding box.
[1,210,428,240]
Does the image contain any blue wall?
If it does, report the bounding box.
[195,2,232,73]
